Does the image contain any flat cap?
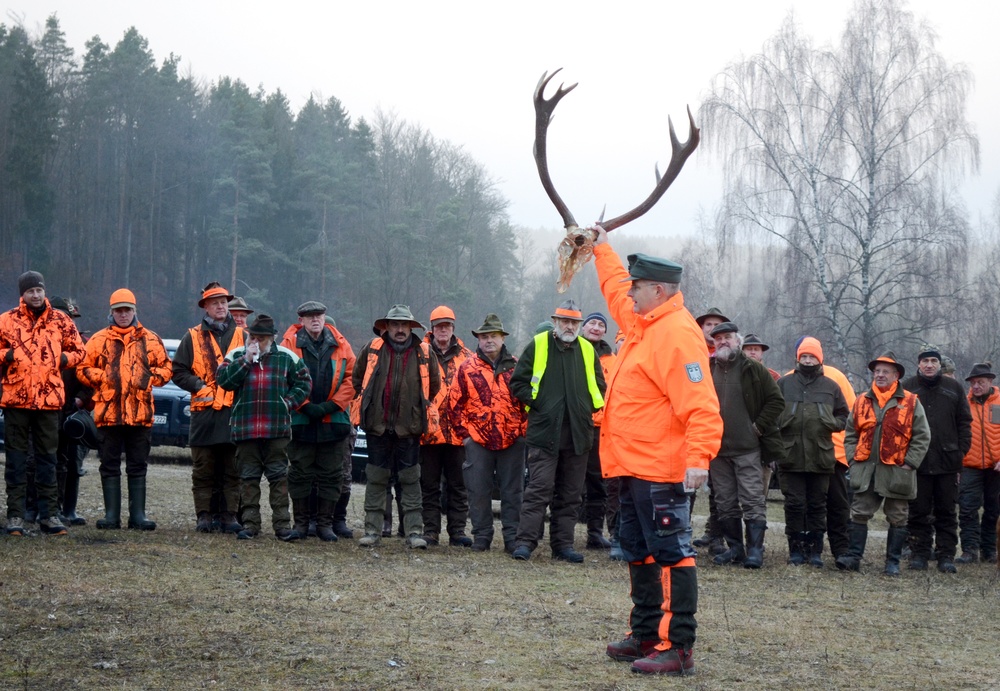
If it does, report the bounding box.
[296,301,327,316]
[710,321,739,337]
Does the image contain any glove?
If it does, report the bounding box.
[300,403,326,419]
[319,401,339,415]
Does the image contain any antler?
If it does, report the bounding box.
[600,106,700,231]
[532,69,700,291]
[533,69,579,230]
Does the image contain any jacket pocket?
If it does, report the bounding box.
[885,466,916,497]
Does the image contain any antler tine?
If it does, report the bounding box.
[533,69,579,230]
[600,105,700,232]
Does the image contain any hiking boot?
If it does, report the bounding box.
[956,551,978,564]
[606,635,659,662]
[210,515,223,533]
[449,535,473,547]
[405,534,427,549]
[552,548,584,563]
[5,516,25,536]
[631,647,695,676]
[359,533,381,547]
[219,512,243,534]
[511,545,532,561]
[470,537,491,552]
[937,558,957,574]
[982,551,998,564]
[195,512,212,533]
[787,535,805,566]
[275,527,300,542]
[237,527,259,540]
[39,515,69,535]
[908,555,928,571]
[709,537,727,556]
[332,520,355,539]
[422,533,440,547]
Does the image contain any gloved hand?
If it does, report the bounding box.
[300,403,326,419]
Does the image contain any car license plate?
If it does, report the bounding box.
[153,414,168,426]
[355,438,366,448]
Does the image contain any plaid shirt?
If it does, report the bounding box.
[217,343,311,442]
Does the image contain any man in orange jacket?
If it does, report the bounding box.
[2,271,86,536]
[592,227,723,676]
[77,289,171,530]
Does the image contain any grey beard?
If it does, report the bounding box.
[557,331,578,343]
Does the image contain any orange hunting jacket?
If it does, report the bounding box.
[422,334,473,445]
[0,298,85,410]
[964,386,1000,470]
[77,323,172,427]
[594,244,723,483]
[449,346,526,451]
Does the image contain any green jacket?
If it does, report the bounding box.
[845,384,931,500]
[510,332,606,455]
[711,351,786,464]
[776,366,849,474]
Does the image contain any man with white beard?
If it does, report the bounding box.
[509,299,607,563]
[708,322,785,569]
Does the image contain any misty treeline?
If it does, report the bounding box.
[3,1,1000,386]
[0,16,521,350]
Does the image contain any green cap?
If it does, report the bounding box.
[620,253,683,284]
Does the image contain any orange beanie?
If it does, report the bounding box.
[797,336,823,364]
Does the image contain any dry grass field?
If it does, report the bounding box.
[2,449,999,690]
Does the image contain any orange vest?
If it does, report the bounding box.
[964,386,1000,470]
[852,388,917,466]
[188,325,244,412]
[349,337,439,437]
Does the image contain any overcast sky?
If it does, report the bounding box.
[5,0,997,238]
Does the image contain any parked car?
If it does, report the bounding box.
[351,427,367,482]
[151,338,191,447]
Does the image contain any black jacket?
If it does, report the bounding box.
[901,373,972,474]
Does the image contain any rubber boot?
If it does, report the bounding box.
[292,496,311,540]
[806,530,825,568]
[836,522,867,571]
[713,517,746,565]
[332,489,354,538]
[127,476,156,530]
[884,525,908,576]
[315,498,338,542]
[97,476,122,530]
[743,519,767,569]
[61,466,86,525]
[586,517,612,549]
[787,534,805,565]
[307,485,319,537]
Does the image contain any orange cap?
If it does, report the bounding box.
[429,305,456,325]
[109,288,136,309]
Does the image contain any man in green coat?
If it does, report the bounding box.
[838,352,931,575]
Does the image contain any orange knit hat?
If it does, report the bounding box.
[796,336,823,364]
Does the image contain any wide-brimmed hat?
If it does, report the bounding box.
[372,304,425,335]
[709,321,739,337]
[228,296,254,314]
[246,314,277,336]
[696,307,730,327]
[471,313,509,336]
[620,253,683,284]
[868,351,905,378]
[198,281,235,308]
[550,299,584,322]
[966,362,996,381]
[296,301,327,317]
[49,296,81,319]
[742,333,769,351]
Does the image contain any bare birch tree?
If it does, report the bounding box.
[701,0,978,377]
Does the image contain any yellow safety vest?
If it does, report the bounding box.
[528,332,604,411]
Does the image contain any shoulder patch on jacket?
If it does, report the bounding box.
[685,362,704,383]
